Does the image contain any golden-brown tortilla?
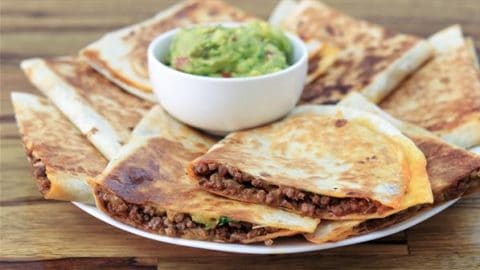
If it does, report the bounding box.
[190,105,433,220]
[342,93,480,202]
[21,57,153,160]
[305,206,421,244]
[270,0,431,104]
[80,0,255,100]
[380,26,480,148]
[12,92,107,204]
[306,93,480,244]
[90,106,319,244]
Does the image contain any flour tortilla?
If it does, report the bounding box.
[79,0,254,101]
[270,0,432,104]
[342,93,480,202]
[189,105,433,220]
[380,25,480,148]
[21,57,152,160]
[90,106,319,244]
[12,92,107,204]
[305,93,480,244]
[304,206,420,244]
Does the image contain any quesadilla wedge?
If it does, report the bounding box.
[380,25,480,148]
[342,93,480,202]
[12,92,107,204]
[21,57,152,160]
[304,93,480,243]
[79,0,255,101]
[270,0,432,104]
[189,106,433,220]
[90,106,319,244]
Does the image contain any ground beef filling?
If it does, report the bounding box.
[28,153,50,194]
[441,168,479,201]
[95,188,278,243]
[194,161,383,217]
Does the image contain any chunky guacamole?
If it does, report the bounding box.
[167,22,293,77]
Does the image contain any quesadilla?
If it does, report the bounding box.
[21,57,152,160]
[304,93,480,244]
[90,106,319,244]
[189,105,433,220]
[380,25,480,148]
[79,0,255,101]
[12,92,107,204]
[341,93,480,203]
[270,0,432,104]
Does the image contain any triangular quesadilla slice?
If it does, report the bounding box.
[305,93,480,244]
[270,0,432,104]
[79,0,255,101]
[380,25,480,148]
[189,105,433,220]
[90,106,319,244]
[21,57,153,160]
[12,92,108,204]
[342,93,480,202]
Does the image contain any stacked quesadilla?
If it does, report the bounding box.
[12,92,107,204]
[270,0,432,104]
[189,106,433,220]
[90,106,319,243]
[380,25,480,148]
[303,93,480,243]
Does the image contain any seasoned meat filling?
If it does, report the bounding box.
[440,168,479,201]
[194,161,384,218]
[95,188,279,243]
[27,151,50,194]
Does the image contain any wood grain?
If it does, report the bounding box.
[1,0,479,269]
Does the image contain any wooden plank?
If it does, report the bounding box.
[0,0,479,267]
[0,135,45,203]
[0,257,158,270]
[0,203,408,260]
[0,32,104,67]
[406,201,480,255]
[0,67,42,117]
[1,254,478,270]
[156,254,480,270]
[1,0,478,42]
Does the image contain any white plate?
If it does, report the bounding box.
[72,199,457,254]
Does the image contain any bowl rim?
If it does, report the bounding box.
[147,22,309,82]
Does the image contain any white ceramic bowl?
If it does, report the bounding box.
[148,24,308,134]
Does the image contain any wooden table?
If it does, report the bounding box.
[1,0,479,269]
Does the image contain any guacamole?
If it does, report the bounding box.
[167,22,293,77]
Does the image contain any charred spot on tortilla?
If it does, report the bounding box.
[335,119,347,127]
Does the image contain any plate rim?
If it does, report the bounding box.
[72,199,458,254]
